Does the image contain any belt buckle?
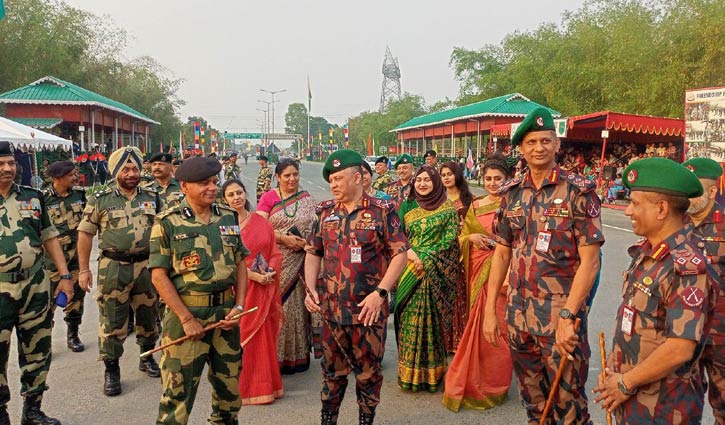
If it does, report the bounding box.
[15,269,26,282]
[211,292,221,306]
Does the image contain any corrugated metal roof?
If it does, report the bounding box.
[8,117,63,129]
[0,76,159,124]
[393,93,560,131]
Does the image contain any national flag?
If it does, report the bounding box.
[0,1,5,20]
[307,76,312,113]
[466,144,474,170]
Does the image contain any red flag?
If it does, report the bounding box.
[367,133,373,156]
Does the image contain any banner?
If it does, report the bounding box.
[510,118,568,139]
[685,86,725,160]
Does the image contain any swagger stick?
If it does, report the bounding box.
[140,306,259,358]
[301,279,353,367]
[599,332,613,425]
[540,317,581,425]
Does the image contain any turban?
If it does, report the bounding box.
[108,147,143,177]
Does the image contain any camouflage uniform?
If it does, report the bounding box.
[77,185,160,360]
[385,179,411,209]
[144,177,184,212]
[149,199,248,425]
[372,171,393,192]
[609,226,717,424]
[43,186,87,326]
[0,184,59,409]
[495,165,605,424]
[308,194,409,421]
[224,162,240,182]
[141,169,154,183]
[691,202,725,423]
[256,165,272,202]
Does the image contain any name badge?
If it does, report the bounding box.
[621,306,635,336]
[350,246,362,263]
[535,231,551,253]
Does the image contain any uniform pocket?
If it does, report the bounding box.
[172,238,207,274]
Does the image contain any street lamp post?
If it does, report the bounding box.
[260,88,286,149]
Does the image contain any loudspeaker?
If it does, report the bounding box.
[603,165,616,180]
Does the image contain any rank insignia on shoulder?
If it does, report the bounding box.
[182,207,194,218]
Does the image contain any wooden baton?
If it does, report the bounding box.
[540,317,581,425]
[140,306,259,358]
[599,332,613,425]
[301,279,353,367]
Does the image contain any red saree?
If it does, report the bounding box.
[239,213,284,405]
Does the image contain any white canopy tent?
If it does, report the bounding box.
[0,116,72,151]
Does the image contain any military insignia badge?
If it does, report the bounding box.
[686,164,695,172]
[682,287,705,308]
[536,116,544,126]
[182,252,201,268]
[332,159,341,167]
[627,169,638,184]
[642,276,653,286]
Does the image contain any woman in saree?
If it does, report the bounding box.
[439,161,473,222]
[257,158,318,374]
[361,161,391,200]
[395,165,466,393]
[223,179,284,404]
[442,154,513,412]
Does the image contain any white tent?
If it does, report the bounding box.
[0,116,72,151]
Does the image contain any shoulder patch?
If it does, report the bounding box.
[672,248,706,276]
[562,170,596,193]
[140,186,157,195]
[157,205,183,220]
[497,176,522,195]
[316,199,335,214]
[368,197,392,210]
[214,203,235,213]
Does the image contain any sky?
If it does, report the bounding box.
[64,0,585,137]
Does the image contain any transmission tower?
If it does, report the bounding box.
[379,46,402,113]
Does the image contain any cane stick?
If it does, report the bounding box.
[540,317,581,425]
[301,279,353,367]
[599,332,613,425]
[140,306,259,358]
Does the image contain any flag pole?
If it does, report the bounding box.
[307,76,312,161]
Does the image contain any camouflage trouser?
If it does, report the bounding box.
[507,324,591,425]
[703,343,725,424]
[157,304,241,425]
[0,268,53,407]
[95,257,158,359]
[321,321,386,415]
[49,269,85,325]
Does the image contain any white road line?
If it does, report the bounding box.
[603,224,633,233]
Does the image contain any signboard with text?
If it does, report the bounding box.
[685,86,725,160]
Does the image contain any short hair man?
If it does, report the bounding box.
[386,154,414,208]
[424,150,437,167]
[372,156,392,192]
[145,152,184,211]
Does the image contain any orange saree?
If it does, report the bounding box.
[442,196,513,412]
[239,213,284,405]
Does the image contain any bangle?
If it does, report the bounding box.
[79,270,91,274]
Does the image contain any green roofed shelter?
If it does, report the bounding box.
[390,93,559,159]
[0,76,159,153]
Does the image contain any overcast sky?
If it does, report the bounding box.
[65,0,585,134]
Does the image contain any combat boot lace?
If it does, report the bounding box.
[138,350,161,378]
[0,404,9,425]
[66,323,84,352]
[20,394,60,425]
[320,409,337,425]
[359,409,375,425]
[103,359,122,396]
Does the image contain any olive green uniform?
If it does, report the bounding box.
[149,200,248,425]
[144,177,184,212]
[78,186,160,360]
[0,184,59,408]
[256,166,272,202]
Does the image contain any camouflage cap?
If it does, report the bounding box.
[175,156,222,182]
[47,160,75,177]
[623,157,703,198]
[682,157,723,180]
[323,149,363,182]
[511,107,556,145]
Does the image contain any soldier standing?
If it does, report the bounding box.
[304,150,408,425]
[0,141,74,425]
[371,156,393,192]
[149,156,248,425]
[225,152,240,182]
[482,108,604,424]
[144,152,184,211]
[141,158,154,183]
[385,154,414,208]
[43,160,87,353]
[423,149,437,167]
[682,157,725,422]
[594,158,717,424]
[256,155,272,202]
[77,146,161,397]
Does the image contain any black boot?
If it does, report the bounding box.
[103,359,122,396]
[20,393,60,425]
[138,349,160,378]
[0,404,9,425]
[359,409,375,425]
[66,323,84,352]
[321,409,338,425]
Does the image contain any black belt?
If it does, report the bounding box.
[101,250,149,263]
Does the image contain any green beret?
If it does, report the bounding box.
[47,160,75,177]
[323,149,363,182]
[511,107,556,145]
[394,154,414,168]
[682,157,723,180]
[148,152,173,164]
[623,157,703,198]
[175,157,222,182]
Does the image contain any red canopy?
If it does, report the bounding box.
[566,111,684,142]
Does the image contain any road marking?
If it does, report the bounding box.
[603,224,633,233]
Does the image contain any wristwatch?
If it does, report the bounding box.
[375,287,388,298]
[59,273,72,280]
[559,308,575,320]
[617,374,637,395]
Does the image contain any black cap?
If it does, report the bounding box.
[0,141,15,157]
[47,160,75,177]
[258,155,268,161]
[375,156,388,165]
[229,152,238,158]
[424,150,437,158]
[148,152,173,163]
[361,160,373,175]
[175,157,222,182]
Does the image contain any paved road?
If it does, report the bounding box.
[6,160,714,424]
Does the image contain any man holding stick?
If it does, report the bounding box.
[304,150,408,425]
[594,158,717,423]
[482,108,604,424]
[149,156,249,425]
